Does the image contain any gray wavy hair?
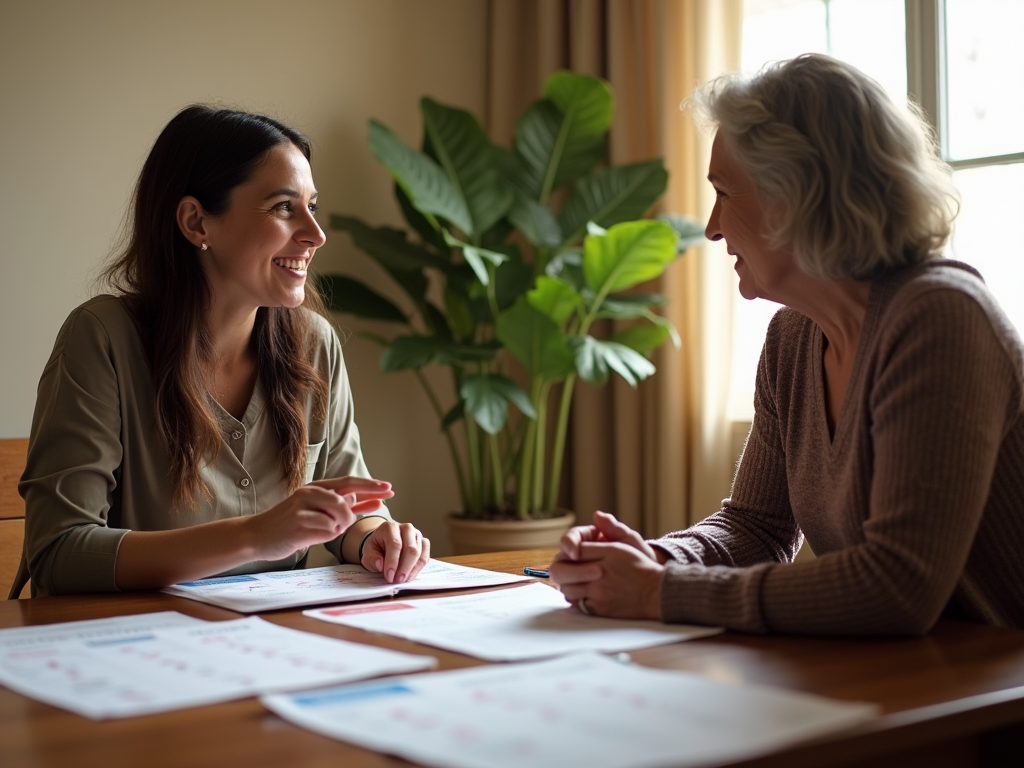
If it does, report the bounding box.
[690,54,959,280]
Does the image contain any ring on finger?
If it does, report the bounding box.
[578,597,591,616]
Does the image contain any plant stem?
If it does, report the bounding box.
[532,382,550,511]
[488,432,504,508]
[465,415,482,513]
[503,415,528,479]
[517,404,538,519]
[485,263,501,323]
[414,369,470,510]
[546,374,577,512]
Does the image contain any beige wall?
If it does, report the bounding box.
[0,0,489,553]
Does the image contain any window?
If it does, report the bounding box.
[729,0,1024,420]
[941,0,1024,333]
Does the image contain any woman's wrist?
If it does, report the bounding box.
[340,515,387,564]
[233,515,263,562]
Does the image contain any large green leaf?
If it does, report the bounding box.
[380,336,438,371]
[657,212,708,253]
[508,195,562,249]
[443,286,475,338]
[422,301,453,340]
[514,101,607,202]
[329,215,437,302]
[369,120,472,235]
[460,374,537,435]
[395,182,447,252]
[421,98,513,237]
[494,256,533,311]
[330,215,443,272]
[380,336,500,372]
[610,323,673,356]
[558,160,669,244]
[527,276,582,325]
[545,249,586,291]
[513,71,613,201]
[569,336,657,387]
[443,230,509,286]
[496,298,575,382]
[594,294,666,320]
[317,275,406,323]
[583,220,679,296]
[545,71,615,135]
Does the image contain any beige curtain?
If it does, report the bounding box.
[486,0,742,536]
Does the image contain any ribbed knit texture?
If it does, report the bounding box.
[654,261,1024,635]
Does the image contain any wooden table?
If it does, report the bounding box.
[1,549,1023,768]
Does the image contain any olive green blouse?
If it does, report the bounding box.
[20,295,388,596]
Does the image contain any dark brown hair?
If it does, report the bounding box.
[104,105,328,509]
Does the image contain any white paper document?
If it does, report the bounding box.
[263,653,878,768]
[0,612,435,719]
[305,582,722,660]
[162,559,529,613]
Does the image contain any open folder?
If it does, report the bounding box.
[162,559,529,612]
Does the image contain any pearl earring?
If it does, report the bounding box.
[201,243,208,251]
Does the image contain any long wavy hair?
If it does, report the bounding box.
[104,105,328,509]
[690,54,960,280]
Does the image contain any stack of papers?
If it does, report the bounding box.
[263,653,878,768]
[162,559,529,612]
[0,611,434,719]
[305,582,722,660]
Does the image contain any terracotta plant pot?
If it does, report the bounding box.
[446,511,576,555]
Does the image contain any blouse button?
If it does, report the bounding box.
[239,478,251,488]
[232,430,243,440]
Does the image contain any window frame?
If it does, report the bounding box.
[906,0,1024,171]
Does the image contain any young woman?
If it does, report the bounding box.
[19,106,429,596]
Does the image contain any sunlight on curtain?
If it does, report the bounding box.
[486,0,742,535]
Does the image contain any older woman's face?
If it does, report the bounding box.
[706,132,796,303]
[200,143,326,314]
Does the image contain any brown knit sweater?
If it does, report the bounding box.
[654,261,1024,634]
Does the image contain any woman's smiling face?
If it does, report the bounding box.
[199,142,326,314]
[705,131,797,303]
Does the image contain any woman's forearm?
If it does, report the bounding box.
[114,517,259,590]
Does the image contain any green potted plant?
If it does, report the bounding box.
[321,71,704,552]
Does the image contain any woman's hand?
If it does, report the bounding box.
[248,477,393,562]
[558,510,662,563]
[549,511,666,620]
[358,520,430,584]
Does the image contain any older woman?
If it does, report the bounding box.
[17,106,429,597]
[551,54,1024,634]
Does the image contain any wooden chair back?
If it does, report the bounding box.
[1,439,29,598]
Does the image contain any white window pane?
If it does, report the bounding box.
[949,163,1024,333]
[944,0,1024,160]
[743,1,826,73]
[827,0,907,99]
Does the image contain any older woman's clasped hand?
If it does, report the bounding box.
[549,511,666,621]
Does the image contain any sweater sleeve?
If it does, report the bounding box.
[659,288,1020,635]
[652,338,802,569]
[20,306,128,595]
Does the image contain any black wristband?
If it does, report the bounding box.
[336,529,351,564]
[354,516,388,564]
[357,527,377,565]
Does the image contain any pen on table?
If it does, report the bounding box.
[523,566,549,578]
